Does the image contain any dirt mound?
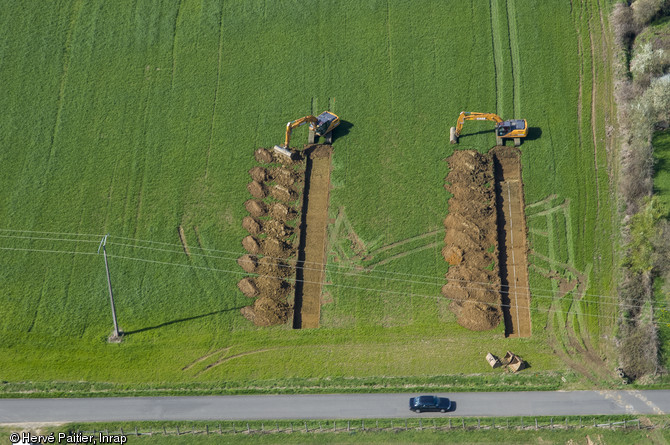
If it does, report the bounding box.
[254,148,274,164]
[270,184,297,202]
[247,181,267,199]
[242,216,262,235]
[270,202,297,221]
[240,296,292,327]
[237,277,259,298]
[443,245,463,266]
[249,166,268,182]
[264,219,293,239]
[442,150,501,331]
[257,256,292,278]
[244,199,267,217]
[450,300,501,331]
[255,276,293,298]
[271,167,297,187]
[237,254,258,273]
[242,235,261,254]
[262,237,295,258]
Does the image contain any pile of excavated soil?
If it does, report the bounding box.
[270,184,297,203]
[242,235,261,254]
[247,181,267,199]
[245,200,267,217]
[242,216,262,235]
[254,148,274,164]
[240,296,292,327]
[257,256,292,278]
[249,166,268,182]
[262,236,295,258]
[264,219,292,239]
[238,146,308,326]
[237,277,259,298]
[237,254,258,273]
[271,167,297,187]
[443,150,501,331]
[270,202,297,221]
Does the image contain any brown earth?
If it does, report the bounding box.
[443,245,463,266]
[491,146,532,338]
[244,200,267,217]
[237,254,258,274]
[247,181,267,199]
[270,184,297,202]
[257,256,293,278]
[264,219,293,239]
[443,150,502,331]
[293,145,333,329]
[237,277,259,298]
[271,167,297,187]
[242,235,261,254]
[269,202,297,221]
[261,236,295,258]
[249,166,268,182]
[255,276,293,299]
[254,148,274,164]
[242,216,262,235]
[239,146,311,327]
[240,296,292,327]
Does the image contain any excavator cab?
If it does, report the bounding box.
[313,111,340,137]
[496,119,528,138]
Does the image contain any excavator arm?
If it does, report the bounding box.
[453,111,503,137]
[283,115,318,148]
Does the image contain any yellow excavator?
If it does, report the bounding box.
[450,111,528,146]
[273,111,340,158]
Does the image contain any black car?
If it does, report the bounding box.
[409,395,452,413]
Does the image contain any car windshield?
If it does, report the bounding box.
[417,396,436,405]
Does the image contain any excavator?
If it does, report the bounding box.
[449,111,528,146]
[273,111,340,158]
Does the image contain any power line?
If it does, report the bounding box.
[1,243,661,323]
[0,231,660,311]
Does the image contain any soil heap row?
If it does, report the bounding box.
[443,150,502,331]
[237,148,305,326]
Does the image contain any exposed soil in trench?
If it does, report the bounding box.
[238,145,332,328]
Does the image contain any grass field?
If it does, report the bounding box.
[0,0,619,392]
[3,417,670,445]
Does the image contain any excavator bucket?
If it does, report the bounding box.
[449,127,458,144]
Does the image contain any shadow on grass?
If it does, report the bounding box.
[332,119,353,142]
[123,307,243,336]
[526,127,542,141]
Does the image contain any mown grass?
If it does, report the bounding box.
[3,416,669,445]
[0,0,616,392]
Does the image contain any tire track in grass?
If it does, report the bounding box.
[45,0,84,179]
[204,4,225,180]
[506,0,521,117]
[170,0,183,90]
[587,7,601,214]
[489,0,503,115]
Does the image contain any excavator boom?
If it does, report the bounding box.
[450,111,528,146]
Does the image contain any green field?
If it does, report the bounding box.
[0,0,618,392]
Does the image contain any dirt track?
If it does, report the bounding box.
[492,146,531,338]
[293,145,332,329]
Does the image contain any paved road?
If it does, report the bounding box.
[1,391,668,423]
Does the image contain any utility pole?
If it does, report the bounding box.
[98,234,122,342]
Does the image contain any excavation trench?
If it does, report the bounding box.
[293,145,332,329]
[443,147,531,337]
[492,146,531,338]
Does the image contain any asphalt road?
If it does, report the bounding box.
[1,390,668,423]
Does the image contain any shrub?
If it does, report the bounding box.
[611,3,639,46]
[632,0,667,27]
